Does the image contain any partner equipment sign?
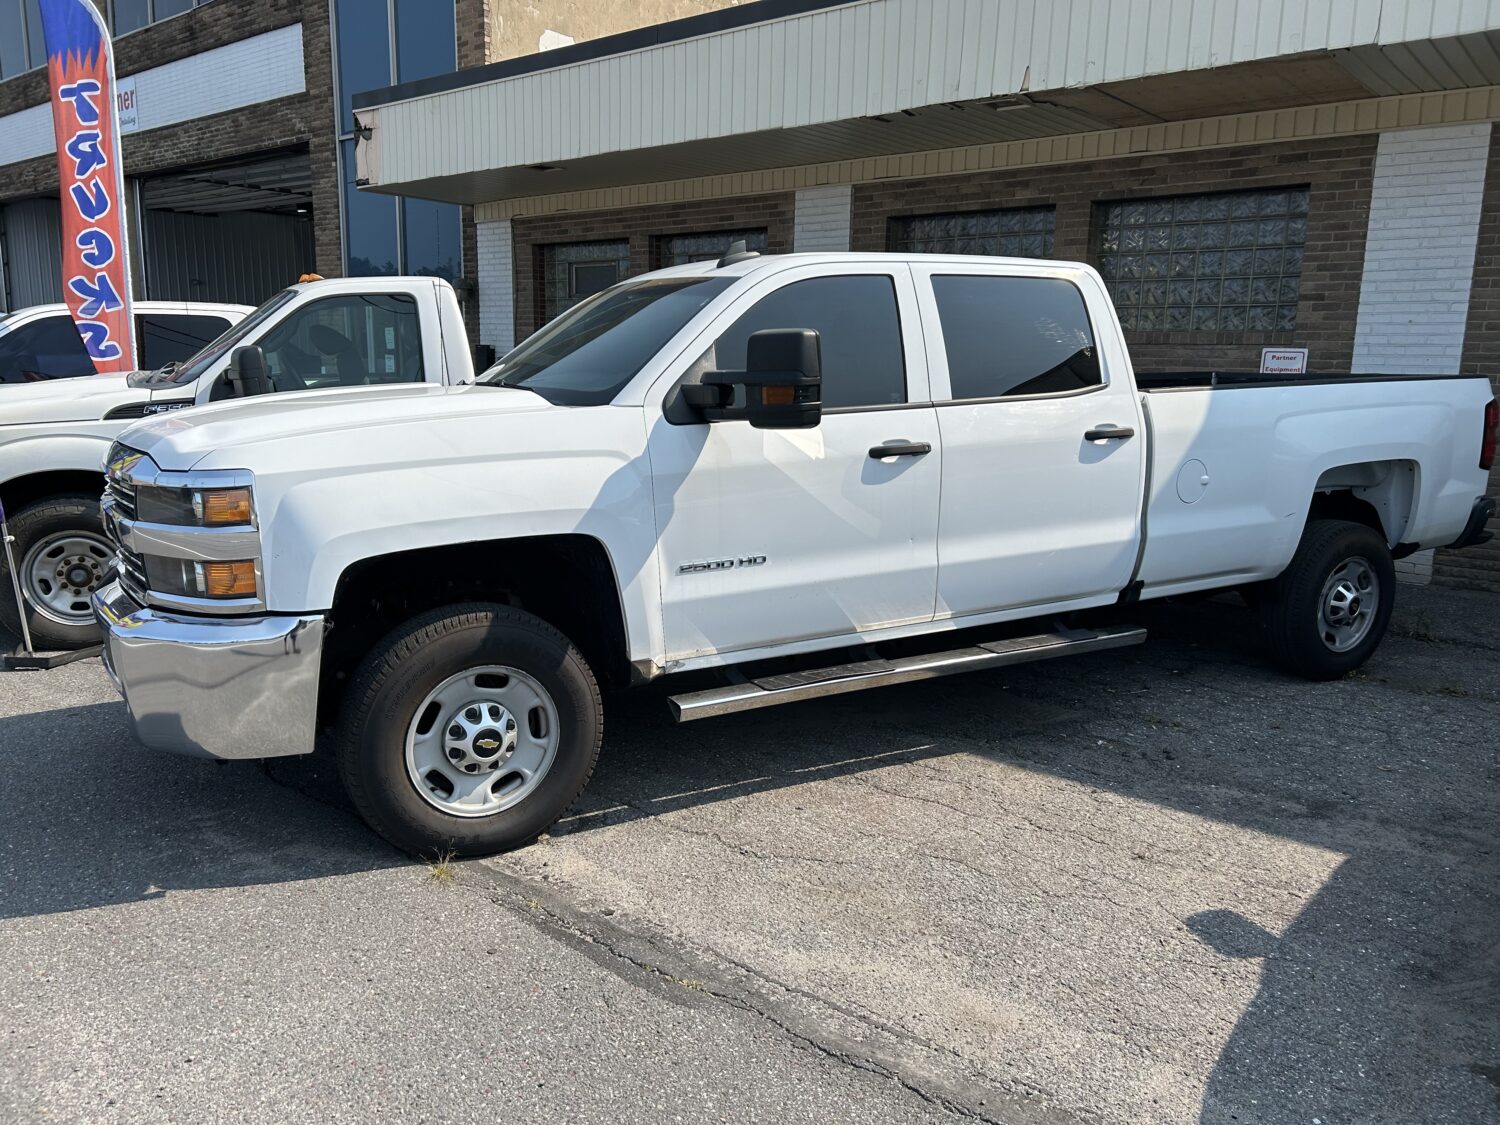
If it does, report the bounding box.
[38,0,136,372]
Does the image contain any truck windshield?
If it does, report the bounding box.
[127,288,298,388]
[477,276,733,405]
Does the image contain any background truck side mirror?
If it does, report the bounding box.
[687,328,822,429]
[226,345,272,398]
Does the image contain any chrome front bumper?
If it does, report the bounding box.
[92,580,324,760]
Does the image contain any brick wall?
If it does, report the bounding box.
[1441,127,1500,591]
[850,135,1377,374]
[508,193,795,340]
[0,0,342,279]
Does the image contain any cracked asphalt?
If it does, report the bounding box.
[1,586,1497,1123]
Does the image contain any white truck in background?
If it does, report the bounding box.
[0,276,472,648]
[92,251,1497,857]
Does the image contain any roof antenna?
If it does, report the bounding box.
[717,239,761,268]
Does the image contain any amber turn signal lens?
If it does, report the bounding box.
[200,560,257,598]
[200,488,253,525]
[761,386,796,406]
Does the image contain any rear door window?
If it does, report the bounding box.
[0,315,95,382]
[931,275,1102,400]
[137,314,234,370]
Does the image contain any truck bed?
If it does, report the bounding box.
[1133,370,1493,600]
[1136,370,1494,391]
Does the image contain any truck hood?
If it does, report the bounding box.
[0,372,143,425]
[118,382,554,469]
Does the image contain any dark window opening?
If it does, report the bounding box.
[931,275,1101,400]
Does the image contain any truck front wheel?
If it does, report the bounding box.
[1256,518,1396,681]
[0,495,111,650]
[337,604,603,857]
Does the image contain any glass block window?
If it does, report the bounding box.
[542,240,631,323]
[888,207,1055,258]
[1096,187,1309,333]
[656,229,768,267]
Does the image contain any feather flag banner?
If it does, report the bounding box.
[38,0,137,373]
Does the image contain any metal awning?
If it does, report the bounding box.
[352,0,1500,206]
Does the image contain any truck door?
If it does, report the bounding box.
[909,265,1145,618]
[648,263,941,661]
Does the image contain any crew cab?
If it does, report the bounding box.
[92,252,1497,857]
[0,276,471,648]
[0,300,249,386]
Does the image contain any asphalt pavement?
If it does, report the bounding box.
[1,585,1496,1123]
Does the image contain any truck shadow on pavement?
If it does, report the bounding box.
[558,591,1500,1123]
[1,589,1496,1122]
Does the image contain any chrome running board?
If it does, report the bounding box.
[668,624,1146,722]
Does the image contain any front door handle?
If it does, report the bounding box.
[1084,425,1135,442]
[869,441,932,459]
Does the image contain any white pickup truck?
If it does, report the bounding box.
[0,275,471,648]
[92,251,1497,857]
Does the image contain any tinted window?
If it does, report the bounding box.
[394,0,455,83]
[0,1,26,80]
[700,276,906,409]
[256,294,425,392]
[401,198,461,281]
[932,275,1101,400]
[481,277,733,406]
[138,314,231,370]
[0,316,94,382]
[335,0,393,134]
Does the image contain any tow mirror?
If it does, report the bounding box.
[226,345,272,398]
[685,328,822,429]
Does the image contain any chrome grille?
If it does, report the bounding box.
[103,445,147,603]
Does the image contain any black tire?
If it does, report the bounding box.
[0,495,110,650]
[336,603,603,857]
[1256,519,1396,681]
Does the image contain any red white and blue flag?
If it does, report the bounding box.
[38,0,136,372]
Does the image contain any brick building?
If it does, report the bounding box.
[354,0,1500,590]
[0,0,739,308]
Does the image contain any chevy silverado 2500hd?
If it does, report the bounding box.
[0,275,471,648]
[92,252,1497,856]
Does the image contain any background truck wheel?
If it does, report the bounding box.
[1256,518,1395,681]
[337,603,603,857]
[0,495,111,651]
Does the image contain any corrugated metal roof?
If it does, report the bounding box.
[358,0,1500,203]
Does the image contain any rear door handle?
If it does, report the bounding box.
[1084,425,1135,442]
[869,441,932,459]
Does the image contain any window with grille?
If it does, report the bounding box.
[655,229,768,267]
[888,207,1055,258]
[542,240,631,323]
[1096,188,1309,333]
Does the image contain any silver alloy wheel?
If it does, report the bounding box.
[404,665,560,818]
[20,530,114,626]
[1318,556,1379,653]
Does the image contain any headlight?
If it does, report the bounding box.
[136,484,254,527]
[144,557,259,600]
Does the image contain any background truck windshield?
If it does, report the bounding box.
[479,276,732,405]
[129,289,298,388]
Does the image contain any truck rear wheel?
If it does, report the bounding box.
[336,604,602,857]
[0,495,111,650]
[1257,518,1395,681]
